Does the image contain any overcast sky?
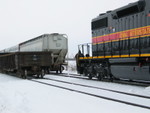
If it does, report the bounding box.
[0,0,137,56]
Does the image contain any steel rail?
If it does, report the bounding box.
[29,79,150,110]
[43,77,150,99]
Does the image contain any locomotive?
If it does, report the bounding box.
[0,33,68,78]
[76,0,150,82]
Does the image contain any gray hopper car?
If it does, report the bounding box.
[0,33,68,78]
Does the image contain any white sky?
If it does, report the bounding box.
[0,0,137,56]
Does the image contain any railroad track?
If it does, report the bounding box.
[43,77,150,99]
[29,77,150,110]
[50,72,150,87]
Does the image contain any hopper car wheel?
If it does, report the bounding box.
[47,68,50,74]
[17,71,22,78]
[23,69,28,79]
[41,69,45,78]
[37,74,40,78]
[59,66,64,74]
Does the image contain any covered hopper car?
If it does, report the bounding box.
[76,0,150,82]
[0,33,68,78]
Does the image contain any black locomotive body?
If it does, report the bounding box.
[0,52,52,78]
[76,0,150,82]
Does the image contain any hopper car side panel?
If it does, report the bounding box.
[0,52,52,78]
[0,53,16,73]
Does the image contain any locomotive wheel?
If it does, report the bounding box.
[110,77,114,82]
[88,74,92,80]
[109,74,114,82]
[83,70,87,76]
[100,69,107,78]
[96,73,102,81]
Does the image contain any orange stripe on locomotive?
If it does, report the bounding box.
[92,25,150,44]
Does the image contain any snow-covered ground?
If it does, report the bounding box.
[0,73,150,113]
[44,74,150,96]
[66,60,77,74]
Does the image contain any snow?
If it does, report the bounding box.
[39,75,150,106]
[0,73,150,113]
[45,73,150,96]
[145,86,150,95]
